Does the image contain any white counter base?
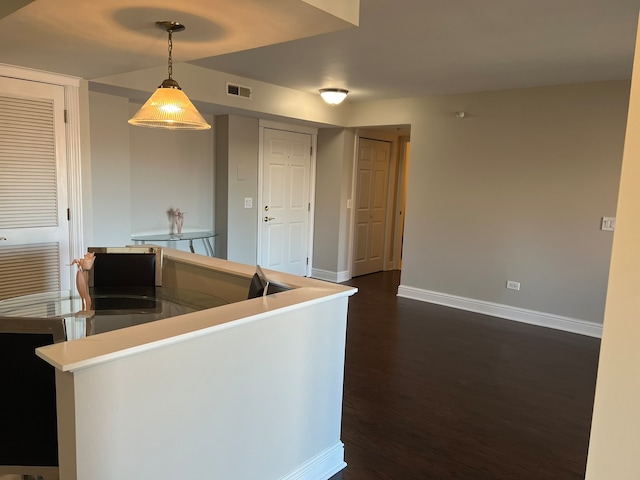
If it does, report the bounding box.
[37,249,357,480]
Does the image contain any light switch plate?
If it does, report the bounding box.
[244,197,253,209]
[601,217,616,231]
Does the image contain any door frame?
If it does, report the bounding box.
[0,64,85,289]
[257,120,317,276]
[393,136,410,270]
[348,129,406,279]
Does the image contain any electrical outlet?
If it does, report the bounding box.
[506,280,521,291]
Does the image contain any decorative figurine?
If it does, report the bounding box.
[174,208,185,234]
[70,251,95,311]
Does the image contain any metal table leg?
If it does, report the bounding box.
[203,237,214,256]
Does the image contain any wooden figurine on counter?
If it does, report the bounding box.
[70,251,95,311]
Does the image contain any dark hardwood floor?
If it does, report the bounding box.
[329,271,600,480]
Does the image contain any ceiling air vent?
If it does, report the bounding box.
[227,83,252,99]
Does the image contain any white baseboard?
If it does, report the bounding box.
[279,442,346,480]
[311,268,350,284]
[397,285,602,338]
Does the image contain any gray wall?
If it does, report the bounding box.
[129,103,214,240]
[214,116,230,258]
[314,128,355,276]
[337,130,356,272]
[215,114,259,266]
[88,91,214,255]
[88,79,628,326]
[88,91,132,247]
[400,81,628,324]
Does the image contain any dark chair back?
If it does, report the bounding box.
[0,317,65,479]
[88,247,162,308]
[247,265,293,299]
[248,266,268,299]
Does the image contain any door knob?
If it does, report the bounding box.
[0,237,6,241]
[264,216,275,222]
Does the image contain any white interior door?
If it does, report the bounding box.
[353,138,391,277]
[261,128,311,276]
[0,76,70,300]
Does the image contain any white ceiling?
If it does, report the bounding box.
[0,0,356,79]
[2,0,640,103]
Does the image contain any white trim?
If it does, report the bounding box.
[307,133,317,276]
[260,119,319,136]
[278,442,346,480]
[346,134,359,279]
[257,126,265,265]
[311,268,350,283]
[393,137,410,270]
[397,285,603,338]
[0,63,81,87]
[64,83,85,274]
[383,139,397,271]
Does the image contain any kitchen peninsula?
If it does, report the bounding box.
[36,248,357,480]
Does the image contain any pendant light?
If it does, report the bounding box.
[128,21,211,130]
[319,88,349,106]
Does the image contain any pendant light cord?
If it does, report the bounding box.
[167,29,173,80]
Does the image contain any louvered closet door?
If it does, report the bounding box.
[0,76,70,300]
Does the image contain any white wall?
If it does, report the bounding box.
[585,16,640,478]
[60,298,349,480]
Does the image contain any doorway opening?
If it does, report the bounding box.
[350,127,411,278]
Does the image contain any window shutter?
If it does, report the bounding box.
[0,243,61,300]
[0,95,58,229]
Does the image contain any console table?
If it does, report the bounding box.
[131,231,217,256]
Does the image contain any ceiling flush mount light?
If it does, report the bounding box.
[320,88,349,106]
[128,21,211,130]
